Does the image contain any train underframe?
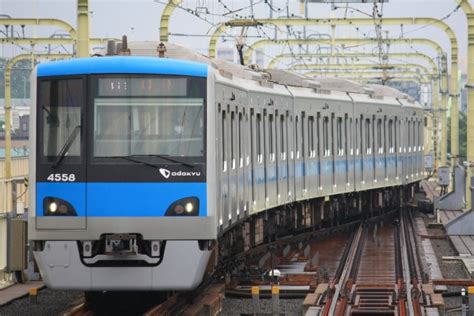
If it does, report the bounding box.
[217,182,419,264]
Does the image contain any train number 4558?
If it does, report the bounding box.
[47,173,76,182]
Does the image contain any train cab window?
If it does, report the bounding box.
[93,77,205,160]
[39,78,83,164]
[308,116,315,158]
[323,116,329,157]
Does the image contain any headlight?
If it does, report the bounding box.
[43,197,77,216]
[185,202,194,213]
[165,197,199,216]
[49,202,58,213]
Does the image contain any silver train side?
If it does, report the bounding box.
[29,42,425,290]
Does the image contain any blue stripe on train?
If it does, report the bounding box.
[36,182,207,217]
[37,56,208,78]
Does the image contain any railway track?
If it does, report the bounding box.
[61,209,441,316]
[316,209,432,316]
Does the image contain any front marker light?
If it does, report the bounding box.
[174,204,185,215]
[43,197,77,216]
[185,202,194,213]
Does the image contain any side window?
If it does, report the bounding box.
[323,116,329,157]
[355,118,359,156]
[407,119,411,152]
[231,111,235,168]
[256,113,262,163]
[377,118,382,153]
[347,116,351,156]
[238,112,243,167]
[388,119,393,153]
[301,114,305,160]
[222,110,226,171]
[280,114,286,160]
[308,116,314,157]
[269,113,274,161]
[317,113,321,158]
[365,118,371,154]
[331,113,335,157]
[295,116,300,158]
[337,117,343,156]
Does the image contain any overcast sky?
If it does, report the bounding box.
[0,0,472,73]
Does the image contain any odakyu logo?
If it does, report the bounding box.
[159,168,171,179]
[159,168,201,178]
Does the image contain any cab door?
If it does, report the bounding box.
[36,77,87,230]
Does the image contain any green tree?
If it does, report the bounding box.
[447,111,467,161]
[0,58,34,98]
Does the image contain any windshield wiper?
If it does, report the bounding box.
[129,154,194,168]
[52,125,81,168]
[100,156,159,170]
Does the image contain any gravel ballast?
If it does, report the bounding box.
[0,288,83,316]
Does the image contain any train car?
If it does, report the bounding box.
[29,42,425,291]
[29,55,215,290]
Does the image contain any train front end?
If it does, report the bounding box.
[29,56,216,290]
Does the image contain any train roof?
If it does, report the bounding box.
[262,69,321,88]
[37,55,208,78]
[311,77,374,94]
[129,41,263,80]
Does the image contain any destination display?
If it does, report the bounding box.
[98,77,187,97]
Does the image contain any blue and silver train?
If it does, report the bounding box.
[29,42,425,290]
